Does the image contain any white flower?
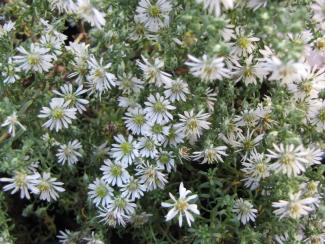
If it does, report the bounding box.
[1,112,26,137]
[0,172,39,199]
[196,0,234,16]
[0,21,15,37]
[161,182,200,227]
[144,121,170,143]
[230,27,260,57]
[185,54,231,82]
[13,44,55,73]
[272,191,318,219]
[88,178,113,207]
[192,145,228,164]
[123,107,149,135]
[77,0,106,28]
[83,232,104,244]
[311,0,325,30]
[247,0,267,10]
[267,144,308,177]
[53,84,89,114]
[176,110,211,145]
[163,78,190,102]
[232,198,258,224]
[2,58,20,84]
[144,93,175,124]
[38,98,77,132]
[56,139,83,166]
[136,55,172,87]
[34,172,65,202]
[234,130,264,158]
[97,206,129,227]
[57,229,78,244]
[106,195,137,217]
[234,108,260,128]
[303,146,323,167]
[110,134,140,166]
[234,55,264,85]
[87,56,117,97]
[308,99,325,132]
[138,136,160,159]
[39,33,64,56]
[40,19,68,43]
[100,159,130,187]
[49,0,77,13]
[118,96,140,109]
[135,0,172,32]
[157,150,175,172]
[241,150,270,190]
[120,176,146,201]
[116,73,144,94]
[163,124,185,147]
[135,161,167,191]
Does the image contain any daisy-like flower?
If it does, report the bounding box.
[87,56,117,97]
[311,0,325,30]
[34,172,65,202]
[231,27,260,57]
[118,95,140,109]
[196,0,234,16]
[0,20,15,37]
[1,112,26,137]
[116,73,144,94]
[234,55,264,85]
[56,139,83,166]
[135,161,167,191]
[163,124,185,147]
[2,58,20,84]
[77,0,106,28]
[97,206,129,227]
[13,44,55,73]
[100,159,130,187]
[49,0,77,13]
[0,172,39,199]
[161,182,200,227]
[88,178,113,207]
[38,98,77,132]
[83,232,104,244]
[144,93,175,124]
[241,150,270,190]
[176,110,211,145]
[303,146,323,167]
[267,144,308,177]
[157,150,176,172]
[308,99,325,132]
[232,198,258,224]
[135,0,172,32]
[57,229,79,244]
[123,107,149,136]
[106,195,137,217]
[120,176,147,201]
[53,84,89,114]
[163,78,190,102]
[234,108,260,128]
[39,33,64,57]
[185,54,231,83]
[138,136,160,159]
[136,55,172,87]
[235,130,264,159]
[272,191,317,219]
[110,134,140,166]
[192,145,228,164]
[144,121,170,143]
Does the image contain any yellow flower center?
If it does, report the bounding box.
[38,180,50,192]
[281,153,295,165]
[111,165,122,176]
[176,199,189,212]
[153,101,166,113]
[96,185,108,198]
[120,142,132,155]
[238,37,250,49]
[27,54,40,65]
[15,172,27,188]
[149,5,161,17]
[52,108,64,120]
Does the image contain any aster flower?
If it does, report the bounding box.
[234,55,264,85]
[49,0,77,13]
[311,0,325,30]
[88,178,114,207]
[135,0,172,32]
[56,139,83,166]
[38,98,77,132]
[136,55,172,87]
[196,0,234,17]
[234,108,260,128]
[308,99,325,132]
[77,0,106,28]
[157,150,176,172]
[110,134,140,166]
[138,136,160,159]
[272,191,317,219]
[116,73,144,94]
[230,27,260,57]
[39,33,64,56]
[100,159,130,187]
[53,84,89,114]
[106,195,137,217]
[2,58,20,84]
[83,232,104,244]
[176,110,211,145]
[185,54,231,82]
[120,176,147,201]
[163,124,185,147]
[163,78,190,102]
[144,93,175,124]
[123,107,149,136]
[234,130,264,159]
[97,206,129,227]
[87,56,117,97]
[144,121,170,143]
[267,144,308,177]
[192,145,228,164]
[34,172,65,202]
[161,182,200,227]
[303,146,323,167]
[135,161,167,191]
[118,96,140,109]
[232,198,258,224]
[0,172,39,199]
[13,43,55,73]
[57,229,79,244]
[1,112,26,137]
[0,20,15,37]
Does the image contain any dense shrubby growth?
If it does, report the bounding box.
[0,0,325,243]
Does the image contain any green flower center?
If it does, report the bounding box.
[64,94,77,106]
[115,197,127,209]
[133,115,145,126]
[128,181,138,191]
[27,54,40,65]
[256,163,267,174]
[243,139,254,151]
[38,180,50,192]
[171,83,182,93]
[120,142,133,155]
[187,118,198,130]
[152,124,163,134]
[149,5,161,17]
[244,68,253,77]
[281,153,295,165]
[238,37,250,49]
[153,101,166,113]
[111,165,122,176]
[52,108,64,120]
[145,140,155,150]
[159,154,169,164]
[96,185,108,198]
[94,68,104,78]
[319,108,325,122]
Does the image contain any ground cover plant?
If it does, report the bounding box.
[0,0,325,243]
